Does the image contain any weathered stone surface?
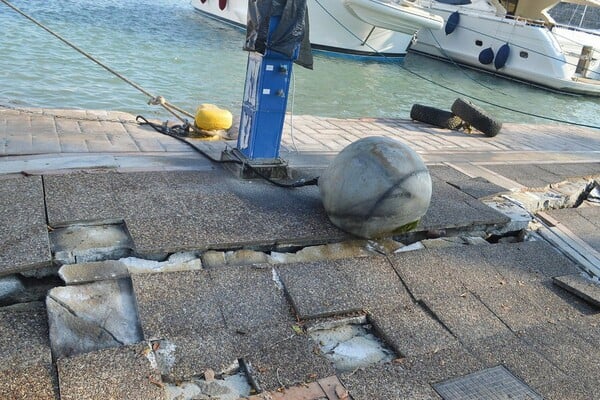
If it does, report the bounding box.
[319,137,432,238]
[47,279,142,359]
[57,343,166,400]
[50,223,133,265]
[121,252,202,274]
[546,206,600,251]
[447,176,507,199]
[0,362,58,400]
[0,224,51,277]
[201,249,271,268]
[0,274,25,305]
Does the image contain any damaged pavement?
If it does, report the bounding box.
[2,110,600,399]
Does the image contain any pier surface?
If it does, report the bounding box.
[1,105,600,400]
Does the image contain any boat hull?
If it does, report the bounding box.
[411,7,600,95]
[191,0,414,57]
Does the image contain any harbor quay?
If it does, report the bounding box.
[1,105,600,399]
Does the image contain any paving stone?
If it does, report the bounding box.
[131,270,225,339]
[428,166,470,183]
[536,162,600,180]
[276,260,362,319]
[447,176,507,199]
[485,164,562,188]
[419,176,510,231]
[403,344,485,383]
[0,302,51,368]
[553,274,600,308]
[245,330,336,392]
[0,176,51,275]
[422,293,511,341]
[0,302,57,399]
[57,343,166,400]
[369,302,458,357]
[546,207,600,251]
[340,362,442,400]
[0,362,58,400]
[0,224,51,276]
[44,173,125,226]
[463,332,568,390]
[519,323,600,392]
[209,264,294,330]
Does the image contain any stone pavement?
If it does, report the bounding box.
[1,105,600,399]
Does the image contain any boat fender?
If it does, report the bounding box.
[494,43,510,69]
[219,0,226,10]
[478,47,494,65]
[194,104,233,131]
[445,11,460,35]
[451,98,502,137]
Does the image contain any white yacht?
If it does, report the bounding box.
[409,0,600,95]
[191,0,443,57]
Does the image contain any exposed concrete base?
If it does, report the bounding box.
[221,149,290,180]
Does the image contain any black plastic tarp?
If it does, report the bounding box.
[245,0,313,69]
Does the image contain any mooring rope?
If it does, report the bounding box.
[0,0,193,124]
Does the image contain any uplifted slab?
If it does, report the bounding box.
[553,274,600,308]
[0,176,51,275]
[545,207,600,252]
[43,169,510,255]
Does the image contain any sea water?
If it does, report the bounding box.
[1,0,599,128]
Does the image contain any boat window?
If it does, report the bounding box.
[475,40,483,46]
[519,51,528,58]
[500,0,518,15]
[436,0,471,5]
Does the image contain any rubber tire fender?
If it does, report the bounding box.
[410,104,464,130]
[451,98,502,137]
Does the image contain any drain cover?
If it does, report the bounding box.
[433,365,542,400]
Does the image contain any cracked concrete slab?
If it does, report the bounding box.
[209,264,294,331]
[47,279,142,359]
[447,176,507,199]
[57,343,166,400]
[369,303,458,357]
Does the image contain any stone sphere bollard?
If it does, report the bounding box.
[319,136,432,238]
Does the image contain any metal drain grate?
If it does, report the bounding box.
[433,365,543,400]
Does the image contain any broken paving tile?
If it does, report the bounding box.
[165,372,251,400]
[209,264,294,330]
[121,252,202,274]
[152,333,240,382]
[131,270,225,339]
[0,362,58,400]
[47,279,142,359]
[369,303,458,357]
[57,343,166,400]
[58,260,129,284]
[50,223,133,265]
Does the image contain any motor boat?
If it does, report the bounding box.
[408,0,600,95]
[191,0,443,57]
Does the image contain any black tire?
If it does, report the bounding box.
[451,98,502,137]
[410,104,464,130]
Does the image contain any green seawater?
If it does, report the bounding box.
[1,0,599,127]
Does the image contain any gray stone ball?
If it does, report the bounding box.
[319,136,432,238]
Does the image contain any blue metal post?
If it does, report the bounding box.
[236,17,296,162]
